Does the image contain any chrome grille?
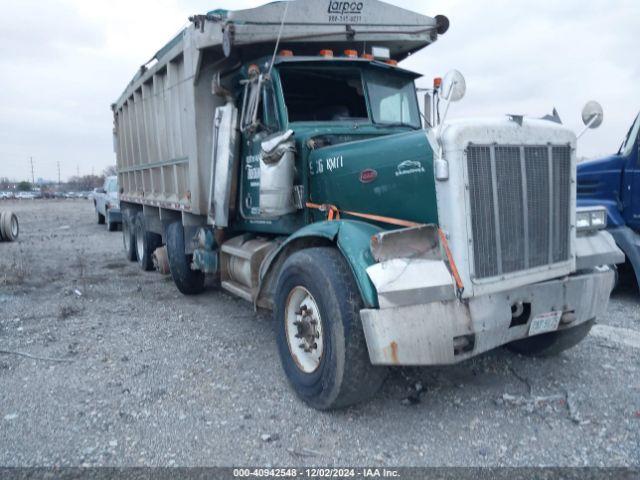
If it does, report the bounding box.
[467,144,571,280]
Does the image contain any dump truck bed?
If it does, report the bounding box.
[112,0,445,215]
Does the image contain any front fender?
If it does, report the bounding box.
[258,220,383,309]
[608,226,640,291]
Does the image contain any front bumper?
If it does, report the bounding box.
[360,267,615,366]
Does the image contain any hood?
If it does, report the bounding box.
[577,153,625,226]
[577,154,624,200]
[307,129,437,226]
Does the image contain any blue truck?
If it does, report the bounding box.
[577,112,640,291]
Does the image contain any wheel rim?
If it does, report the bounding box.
[284,286,324,374]
[10,216,18,237]
[135,223,144,261]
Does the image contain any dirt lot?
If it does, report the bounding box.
[0,199,638,467]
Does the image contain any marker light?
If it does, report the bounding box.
[279,50,294,57]
[248,64,260,76]
[319,49,334,58]
[361,53,374,60]
[433,77,443,89]
[344,49,358,58]
[386,59,398,66]
[371,46,391,60]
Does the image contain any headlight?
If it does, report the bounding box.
[576,206,607,232]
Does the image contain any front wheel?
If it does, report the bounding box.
[506,319,595,357]
[275,247,387,410]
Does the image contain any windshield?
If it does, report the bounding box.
[106,178,118,193]
[365,70,421,129]
[621,113,640,157]
[278,67,368,122]
[277,64,421,128]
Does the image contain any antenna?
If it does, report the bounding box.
[268,0,290,76]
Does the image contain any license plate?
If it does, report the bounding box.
[528,311,562,336]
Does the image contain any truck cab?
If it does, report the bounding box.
[578,112,640,289]
[94,175,121,231]
[234,55,432,236]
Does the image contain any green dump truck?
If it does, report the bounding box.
[112,0,623,409]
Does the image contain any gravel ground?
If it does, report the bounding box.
[0,200,638,467]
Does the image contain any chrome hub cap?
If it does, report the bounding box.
[285,286,324,373]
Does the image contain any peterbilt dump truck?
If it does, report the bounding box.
[112,0,623,409]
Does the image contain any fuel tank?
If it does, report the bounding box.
[307,130,437,225]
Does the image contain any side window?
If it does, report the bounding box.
[261,82,280,133]
[378,93,412,124]
[622,115,640,157]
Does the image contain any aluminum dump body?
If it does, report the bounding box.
[112,0,445,215]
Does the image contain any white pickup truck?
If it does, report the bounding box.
[93,176,121,231]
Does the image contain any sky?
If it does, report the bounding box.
[0,0,638,182]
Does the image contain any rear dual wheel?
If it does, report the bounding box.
[134,214,162,271]
[166,221,205,295]
[122,211,137,262]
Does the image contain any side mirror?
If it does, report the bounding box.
[423,93,432,129]
[581,101,604,129]
[577,101,604,140]
[441,70,466,103]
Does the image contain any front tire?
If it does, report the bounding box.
[506,319,595,357]
[275,247,387,410]
[166,221,205,295]
[134,214,162,271]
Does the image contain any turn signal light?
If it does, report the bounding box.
[279,49,294,57]
[344,49,358,58]
[248,64,260,76]
[319,49,334,58]
[386,59,398,66]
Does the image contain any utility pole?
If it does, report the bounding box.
[76,165,80,177]
[57,161,61,186]
[30,157,35,185]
